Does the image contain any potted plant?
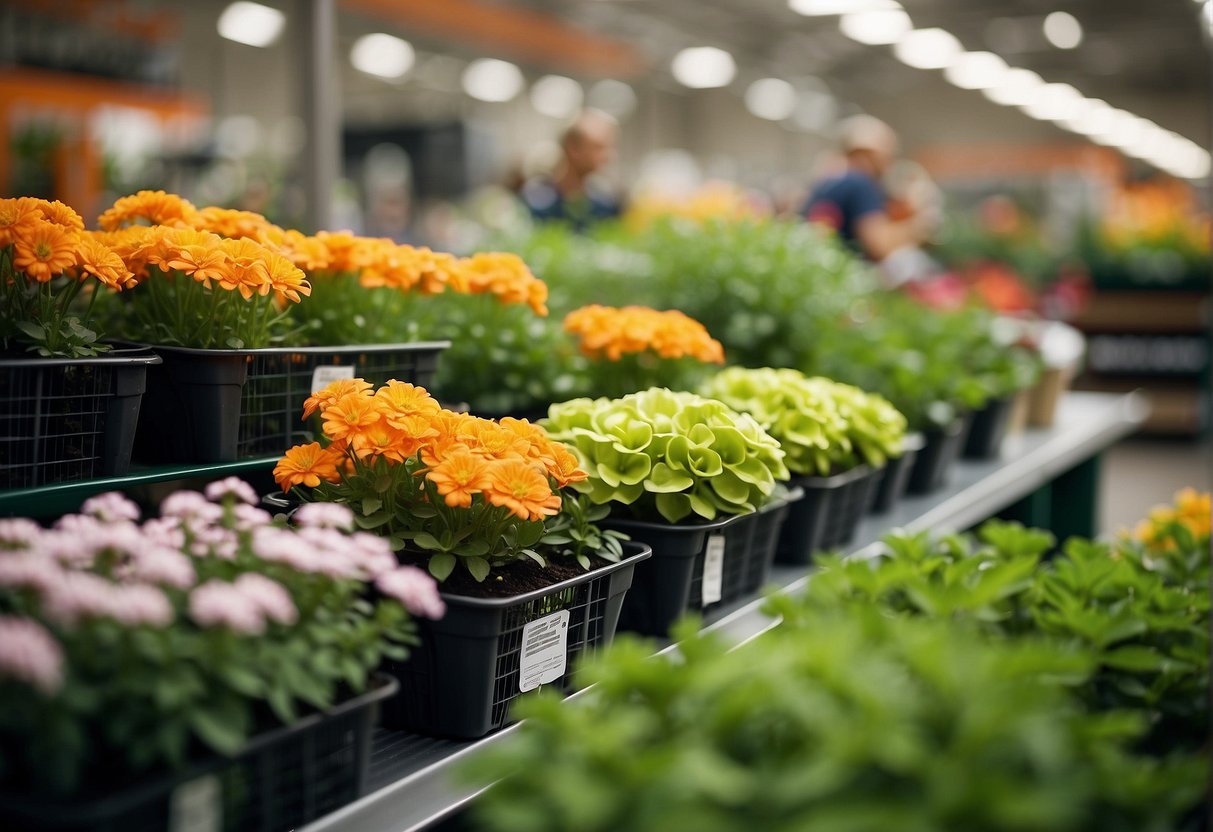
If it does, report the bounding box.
[541,388,794,636]
[562,304,725,398]
[273,378,651,738]
[0,196,159,488]
[702,368,906,561]
[0,479,443,831]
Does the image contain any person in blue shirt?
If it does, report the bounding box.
[522,110,622,230]
[803,115,932,263]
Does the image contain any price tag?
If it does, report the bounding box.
[702,534,726,606]
[169,774,221,832]
[310,365,355,394]
[519,610,570,692]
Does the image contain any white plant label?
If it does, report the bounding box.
[702,534,726,606]
[169,774,221,832]
[310,364,355,394]
[519,610,570,692]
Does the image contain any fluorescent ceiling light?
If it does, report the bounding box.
[671,46,737,89]
[1042,12,1083,49]
[530,74,584,119]
[217,2,285,48]
[745,78,798,121]
[461,58,525,102]
[893,28,962,69]
[350,33,415,80]
[789,0,899,15]
[838,7,912,44]
[981,67,1043,105]
[1020,82,1083,120]
[944,51,1009,90]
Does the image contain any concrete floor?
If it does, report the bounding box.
[1098,437,1211,535]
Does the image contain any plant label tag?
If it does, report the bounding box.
[310,364,355,394]
[169,774,221,832]
[702,534,726,606]
[519,609,570,692]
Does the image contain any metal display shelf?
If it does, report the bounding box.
[302,390,1149,832]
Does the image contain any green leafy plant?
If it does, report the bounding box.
[0,481,441,797]
[541,388,790,524]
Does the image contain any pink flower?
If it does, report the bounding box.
[40,572,123,626]
[0,616,64,695]
[205,477,259,506]
[81,492,141,523]
[189,525,239,560]
[0,518,42,549]
[108,584,175,627]
[161,491,222,522]
[232,504,272,530]
[189,580,266,635]
[296,527,365,579]
[294,502,355,530]
[377,567,445,620]
[142,517,186,550]
[233,574,298,626]
[0,553,63,593]
[126,546,196,590]
[348,532,397,578]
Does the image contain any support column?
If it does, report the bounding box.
[299,0,338,232]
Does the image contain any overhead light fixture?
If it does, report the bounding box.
[943,51,1009,89]
[1020,82,1083,121]
[461,58,524,102]
[745,78,798,121]
[671,46,737,89]
[587,79,638,117]
[838,6,912,44]
[530,74,584,119]
[788,0,898,15]
[981,67,1043,105]
[217,1,285,48]
[893,28,962,69]
[350,33,415,80]
[1042,11,1083,49]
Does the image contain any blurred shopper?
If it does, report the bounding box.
[522,109,621,229]
[802,115,935,268]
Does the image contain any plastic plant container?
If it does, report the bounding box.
[907,413,973,495]
[776,465,870,565]
[963,395,1017,460]
[380,542,651,739]
[135,342,449,463]
[0,675,398,832]
[0,349,160,489]
[869,432,925,514]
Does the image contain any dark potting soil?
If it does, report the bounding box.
[402,551,611,600]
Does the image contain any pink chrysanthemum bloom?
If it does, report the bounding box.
[232,504,273,531]
[160,491,223,522]
[124,546,196,590]
[0,553,63,593]
[0,616,64,695]
[293,502,355,531]
[0,518,42,549]
[377,567,446,620]
[81,492,141,523]
[189,580,266,635]
[204,477,259,506]
[234,573,298,626]
[108,584,175,627]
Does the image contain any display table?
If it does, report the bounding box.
[300,390,1149,832]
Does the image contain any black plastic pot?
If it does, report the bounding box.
[136,342,449,463]
[776,465,870,565]
[380,543,651,739]
[962,395,1016,460]
[0,675,397,832]
[0,350,160,489]
[869,432,925,514]
[907,413,973,495]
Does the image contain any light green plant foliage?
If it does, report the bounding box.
[702,368,907,476]
[466,612,1204,832]
[288,272,425,346]
[800,519,1210,752]
[541,388,789,524]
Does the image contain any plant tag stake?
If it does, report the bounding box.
[519,610,570,692]
[702,534,726,605]
[169,774,221,832]
[310,364,355,394]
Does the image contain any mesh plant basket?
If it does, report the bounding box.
[817,465,878,550]
[0,350,159,490]
[0,675,397,832]
[775,465,871,566]
[380,543,650,740]
[135,342,449,463]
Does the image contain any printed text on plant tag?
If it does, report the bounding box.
[702,534,725,605]
[519,610,570,692]
[310,365,355,394]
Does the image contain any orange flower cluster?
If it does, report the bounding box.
[1133,488,1211,552]
[460,252,549,316]
[275,379,585,521]
[563,304,725,363]
[1102,179,1210,254]
[0,197,135,289]
[98,190,200,231]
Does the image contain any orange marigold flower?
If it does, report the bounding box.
[274,442,342,490]
[280,229,333,272]
[154,228,232,288]
[426,447,493,508]
[0,198,42,247]
[374,380,441,428]
[466,419,533,461]
[546,444,588,487]
[74,233,136,290]
[13,222,77,282]
[322,391,384,443]
[95,226,161,281]
[350,421,411,463]
[217,238,274,299]
[563,304,724,364]
[484,459,562,521]
[302,377,373,420]
[192,206,280,241]
[98,190,199,230]
[263,249,311,303]
[314,230,361,273]
[20,198,84,231]
[460,252,549,316]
